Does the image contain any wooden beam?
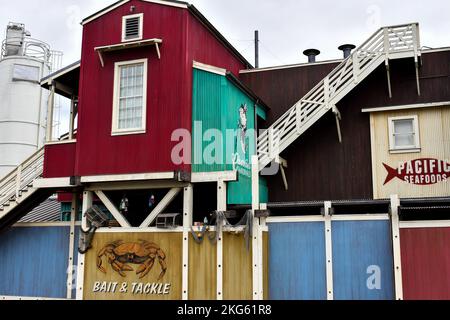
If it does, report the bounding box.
[81,172,176,183]
[140,188,182,228]
[191,171,237,183]
[86,180,188,192]
[95,190,131,228]
[76,191,93,300]
[45,82,55,142]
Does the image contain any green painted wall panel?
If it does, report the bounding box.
[192,68,267,204]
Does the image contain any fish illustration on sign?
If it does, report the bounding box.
[383,158,450,186]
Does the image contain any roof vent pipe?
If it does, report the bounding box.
[338,44,356,59]
[303,49,320,63]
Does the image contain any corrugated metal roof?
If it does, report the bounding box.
[18,198,61,223]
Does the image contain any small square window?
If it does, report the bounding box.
[388,115,421,153]
[122,13,143,42]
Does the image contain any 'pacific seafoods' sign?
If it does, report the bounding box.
[383,158,450,185]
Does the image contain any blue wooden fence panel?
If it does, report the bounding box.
[0,226,70,298]
[268,222,327,300]
[332,220,394,300]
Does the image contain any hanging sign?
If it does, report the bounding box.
[383,158,450,185]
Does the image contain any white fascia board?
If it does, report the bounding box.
[191,171,237,183]
[33,177,73,189]
[193,61,227,76]
[362,101,450,113]
[82,0,188,26]
[80,172,176,183]
[400,220,450,229]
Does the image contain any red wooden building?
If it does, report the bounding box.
[0,0,449,301]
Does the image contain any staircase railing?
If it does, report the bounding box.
[257,23,420,169]
[0,148,45,206]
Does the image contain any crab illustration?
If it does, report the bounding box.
[97,240,167,280]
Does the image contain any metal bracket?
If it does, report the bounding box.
[385,56,393,98]
[415,54,421,96]
[275,156,289,191]
[332,105,343,143]
[321,204,335,217]
[254,209,270,218]
[77,205,109,254]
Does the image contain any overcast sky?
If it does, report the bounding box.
[1,0,449,136]
[1,0,450,69]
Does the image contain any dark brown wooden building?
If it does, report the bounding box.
[240,49,450,202]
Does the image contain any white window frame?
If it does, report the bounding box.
[112,58,148,136]
[388,115,421,153]
[121,13,144,42]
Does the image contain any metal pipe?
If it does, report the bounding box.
[303,48,320,63]
[254,30,259,68]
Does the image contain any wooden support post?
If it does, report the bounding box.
[216,179,227,300]
[352,55,360,84]
[295,103,302,134]
[46,81,55,142]
[182,184,193,300]
[252,155,262,300]
[390,194,403,300]
[324,201,334,301]
[69,95,75,140]
[155,43,161,60]
[76,190,93,300]
[324,77,330,108]
[15,165,22,200]
[97,51,105,67]
[66,192,78,299]
[385,58,393,98]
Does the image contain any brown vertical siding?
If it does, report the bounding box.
[240,51,450,202]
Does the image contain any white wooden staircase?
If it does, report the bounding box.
[0,148,46,222]
[257,23,421,170]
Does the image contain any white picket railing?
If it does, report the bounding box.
[258,23,421,169]
[0,148,44,210]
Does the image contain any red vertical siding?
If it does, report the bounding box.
[43,143,76,178]
[187,14,248,77]
[75,0,190,176]
[73,0,249,177]
[400,227,450,300]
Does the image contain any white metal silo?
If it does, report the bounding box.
[0,22,52,178]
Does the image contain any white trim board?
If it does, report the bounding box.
[362,101,450,113]
[96,227,184,233]
[82,0,188,25]
[239,59,343,74]
[121,13,144,43]
[191,171,237,183]
[193,61,227,76]
[45,139,77,146]
[33,177,73,189]
[266,214,389,224]
[80,172,175,183]
[400,220,450,229]
[421,47,450,54]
